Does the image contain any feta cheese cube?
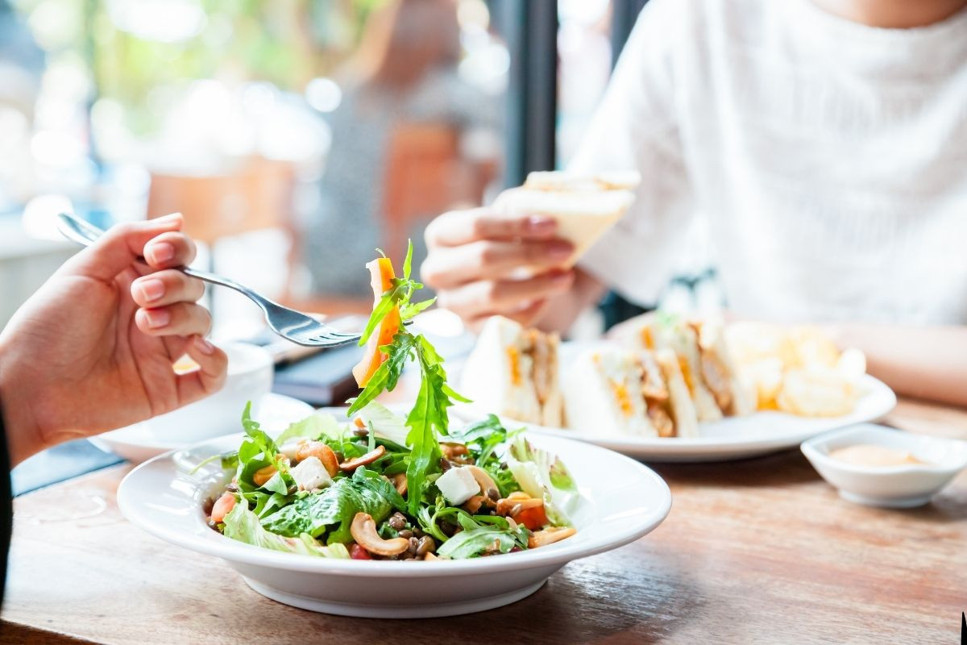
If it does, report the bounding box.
[435,466,480,506]
[290,456,333,492]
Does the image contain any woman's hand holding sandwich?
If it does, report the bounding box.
[421,208,578,329]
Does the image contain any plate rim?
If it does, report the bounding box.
[117,431,672,578]
[453,373,896,460]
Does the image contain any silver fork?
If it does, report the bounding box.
[56,212,364,348]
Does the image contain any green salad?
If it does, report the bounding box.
[206,246,580,561]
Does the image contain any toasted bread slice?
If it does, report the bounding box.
[461,316,563,426]
[653,348,700,438]
[492,171,640,268]
[695,320,756,417]
[563,349,658,437]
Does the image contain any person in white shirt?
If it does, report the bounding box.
[420,0,967,407]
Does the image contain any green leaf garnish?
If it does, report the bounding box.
[347,241,468,515]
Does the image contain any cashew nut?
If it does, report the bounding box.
[339,445,386,472]
[440,443,468,460]
[296,441,340,477]
[350,512,409,557]
[527,526,576,549]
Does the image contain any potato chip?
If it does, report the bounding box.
[727,323,866,418]
[776,368,857,417]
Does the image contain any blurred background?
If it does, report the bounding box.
[1,0,713,339]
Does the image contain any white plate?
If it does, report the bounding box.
[453,342,897,462]
[117,432,671,618]
[90,393,314,463]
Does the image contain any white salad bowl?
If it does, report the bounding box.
[118,432,671,618]
[801,423,967,508]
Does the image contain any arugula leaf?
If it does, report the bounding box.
[357,241,425,346]
[347,332,418,415]
[345,244,471,516]
[401,334,474,514]
[359,287,400,346]
[400,297,435,321]
[402,238,413,279]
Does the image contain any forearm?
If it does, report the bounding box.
[536,268,607,336]
[0,339,46,467]
[827,323,967,408]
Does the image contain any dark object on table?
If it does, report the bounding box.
[11,439,122,496]
[272,343,364,407]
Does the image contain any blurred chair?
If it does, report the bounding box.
[146,156,308,330]
[146,156,294,246]
[380,122,496,261]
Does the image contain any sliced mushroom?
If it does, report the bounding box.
[349,512,409,557]
[527,526,577,549]
[339,445,386,472]
[463,465,498,496]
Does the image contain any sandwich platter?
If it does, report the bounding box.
[455,373,894,462]
[453,317,897,463]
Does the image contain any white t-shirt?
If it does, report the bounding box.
[573,0,967,325]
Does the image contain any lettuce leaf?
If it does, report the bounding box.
[354,402,409,446]
[436,527,518,559]
[259,467,401,544]
[275,411,345,446]
[222,498,350,558]
[507,436,581,527]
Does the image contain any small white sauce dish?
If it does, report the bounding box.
[801,423,967,508]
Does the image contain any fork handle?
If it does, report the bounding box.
[180,266,263,303]
[56,212,274,310]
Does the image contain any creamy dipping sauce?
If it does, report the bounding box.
[828,444,930,468]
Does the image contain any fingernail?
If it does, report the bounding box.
[147,242,175,264]
[194,335,215,355]
[525,216,555,234]
[548,241,573,259]
[145,309,171,329]
[136,278,165,303]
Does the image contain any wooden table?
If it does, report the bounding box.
[2,399,965,644]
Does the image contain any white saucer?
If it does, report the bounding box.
[89,393,314,463]
[801,424,967,508]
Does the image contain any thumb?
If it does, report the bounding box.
[64,214,184,282]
